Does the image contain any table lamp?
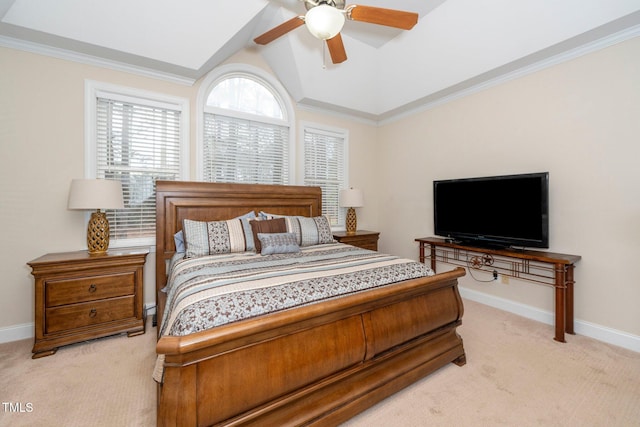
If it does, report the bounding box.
[68,179,124,254]
[339,188,364,235]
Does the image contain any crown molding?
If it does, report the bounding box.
[2,21,639,123]
[0,35,196,86]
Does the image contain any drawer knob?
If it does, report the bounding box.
[88,284,97,293]
[89,308,97,318]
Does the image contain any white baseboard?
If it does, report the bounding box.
[459,286,640,353]
[0,322,34,344]
[0,303,158,344]
[145,304,156,317]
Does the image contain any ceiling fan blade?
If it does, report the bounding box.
[254,16,305,45]
[326,33,347,64]
[346,5,418,30]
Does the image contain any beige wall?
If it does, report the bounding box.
[0,46,378,334]
[376,37,640,336]
[1,47,187,333]
[1,36,638,343]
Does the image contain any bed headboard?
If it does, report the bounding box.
[155,180,322,305]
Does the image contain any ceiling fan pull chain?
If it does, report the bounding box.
[322,41,327,69]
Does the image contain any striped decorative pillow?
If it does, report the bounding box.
[258,213,335,247]
[183,218,251,258]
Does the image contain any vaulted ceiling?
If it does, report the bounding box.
[2,0,639,122]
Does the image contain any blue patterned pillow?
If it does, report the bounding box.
[257,233,300,255]
[258,213,335,247]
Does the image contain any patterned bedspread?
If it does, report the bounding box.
[154,243,433,382]
[159,243,433,337]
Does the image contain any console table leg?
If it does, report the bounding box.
[565,265,575,335]
[554,263,566,343]
[430,245,437,272]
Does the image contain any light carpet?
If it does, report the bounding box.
[0,300,638,426]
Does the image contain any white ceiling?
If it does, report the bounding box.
[2,0,639,122]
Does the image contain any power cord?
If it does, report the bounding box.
[465,253,498,283]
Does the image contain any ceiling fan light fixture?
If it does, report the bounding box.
[305,5,345,40]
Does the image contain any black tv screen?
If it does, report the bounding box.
[433,172,549,249]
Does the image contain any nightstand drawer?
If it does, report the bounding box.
[45,296,135,333]
[45,272,135,307]
[350,240,378,251]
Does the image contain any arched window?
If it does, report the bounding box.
[197,65,293,184]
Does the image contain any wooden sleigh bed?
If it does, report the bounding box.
[155,180,466,427]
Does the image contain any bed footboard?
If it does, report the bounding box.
[157,268,466,427]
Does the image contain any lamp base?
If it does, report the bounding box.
[87,210,110,254]
[346,207,357,235]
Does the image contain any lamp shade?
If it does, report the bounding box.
[339,188,364,208]
[305,4,345,40]
[68,179,124,210]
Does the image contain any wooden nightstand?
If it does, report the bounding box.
[28,248,148,358]
[333,230,380,251]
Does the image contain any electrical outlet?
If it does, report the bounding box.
[501,275,510,285]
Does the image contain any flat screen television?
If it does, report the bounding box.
[433,172,549,249]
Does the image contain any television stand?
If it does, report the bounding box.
[415,237,581,343]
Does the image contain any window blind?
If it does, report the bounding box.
[203,113,289,184]
[96,97,182,240]
[303,127,346,226]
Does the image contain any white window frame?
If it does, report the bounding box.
[299,121,349,228]
[195,64,295,182]
[84,80,190,248]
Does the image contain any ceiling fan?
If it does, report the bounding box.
[254,0,419,64]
